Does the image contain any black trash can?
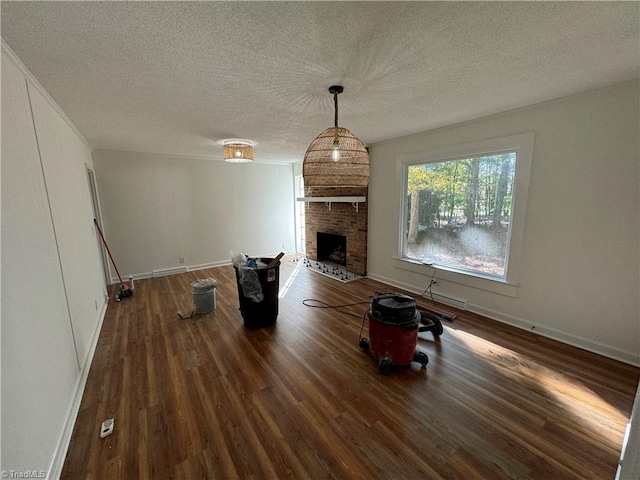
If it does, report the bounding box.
[234,257,280,328]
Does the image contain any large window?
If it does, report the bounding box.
[399,133,534,285]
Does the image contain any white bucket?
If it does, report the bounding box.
[191,278,218,313]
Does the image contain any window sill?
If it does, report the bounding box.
[392,257,519,298]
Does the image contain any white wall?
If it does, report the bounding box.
[368,81,640,364]
[1,46,107,476]
[92,150,296,278]
[29,85,108,367]
[293,161,302,177]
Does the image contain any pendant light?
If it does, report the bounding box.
[303,86,370,187]
[217,139,256,163]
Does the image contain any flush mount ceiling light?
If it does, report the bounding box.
[303,85,370,187]
[216,138,256,163]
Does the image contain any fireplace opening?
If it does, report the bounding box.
[317,232,347,266]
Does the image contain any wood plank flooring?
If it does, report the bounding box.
[62,255,640,479]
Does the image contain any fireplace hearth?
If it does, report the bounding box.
[293,256,363,283]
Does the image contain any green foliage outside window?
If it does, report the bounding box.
[405,152,516,277]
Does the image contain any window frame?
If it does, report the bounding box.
[395,132,534,293]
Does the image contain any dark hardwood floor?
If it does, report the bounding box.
[62,255,639,479]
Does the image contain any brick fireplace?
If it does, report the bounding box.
[304,186,368,276]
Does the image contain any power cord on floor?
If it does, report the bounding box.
[302,286,439,343]
[302,298,372,343]
[301,298,369,319]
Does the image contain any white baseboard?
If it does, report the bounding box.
[366,272,425,296]
[47,296,109,479]
[112,251,298,284]
[366,272,639,366]
[424,292,467,310]
[368,272,468,309]
[153,266,188,277]
[468,303,640,367]
[109,271,153,284]
[188,259,230,271]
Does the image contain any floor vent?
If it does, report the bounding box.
[153,266,188,277]
[423,292,467,310]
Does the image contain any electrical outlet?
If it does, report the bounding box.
[100,418,114,438]
[179,257,186,264]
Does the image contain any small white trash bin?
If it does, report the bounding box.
[191,278,218,313]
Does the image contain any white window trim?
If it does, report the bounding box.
[395,132,534,295]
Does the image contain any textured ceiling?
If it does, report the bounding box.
[2,1,638,164]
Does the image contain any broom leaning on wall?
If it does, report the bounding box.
[93,218,133,301]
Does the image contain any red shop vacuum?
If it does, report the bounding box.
[358,293,443,374]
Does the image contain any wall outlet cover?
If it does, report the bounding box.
[100,418,114,438]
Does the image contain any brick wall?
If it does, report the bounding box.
[304,186,368,276]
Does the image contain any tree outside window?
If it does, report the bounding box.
[404,152,516,278]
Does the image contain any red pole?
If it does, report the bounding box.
[93,218,126,286]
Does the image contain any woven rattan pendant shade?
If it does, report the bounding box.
[303,127,369,187]
[303,86,370,187]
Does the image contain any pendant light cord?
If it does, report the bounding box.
[328,85,344,153]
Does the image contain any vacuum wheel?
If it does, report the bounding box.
[378,357,393,375]
[359,338,370,352]
[413,351,429,367]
